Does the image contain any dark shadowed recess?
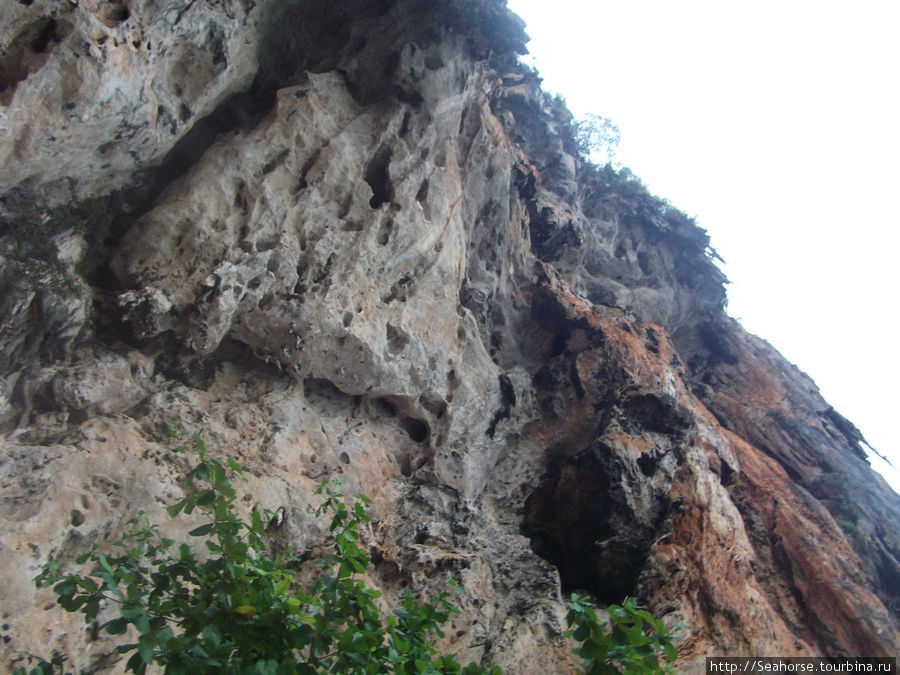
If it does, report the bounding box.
[521,446,667,605]
[143,0,368,210]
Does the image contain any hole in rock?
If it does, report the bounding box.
[257,293,274,310]
[400,417,429,444]
[424,53,444,70]
[415,179,431,220]
[386,323,409,354]
[419,394,447,420]
[1,17,72,104]
[622,393,690,435]
[377,218,393,246]
[31,19,58,52]
[366,397,397,419]
[486,374,515,438]
[637,250,652,276]
[303,378,355,411]
[637,453,657,477]
[99,3,130,26]
[399,111,411,138]
[522,450,657,605]
[395,86,423,109]
[365,146,393,209]
[416,179,429,203]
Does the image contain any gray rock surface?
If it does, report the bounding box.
[2,0,898,672]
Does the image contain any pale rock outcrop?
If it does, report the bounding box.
[1,0,261,201]
[1,1,898,672]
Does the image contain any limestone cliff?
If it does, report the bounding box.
[2,0,898,671]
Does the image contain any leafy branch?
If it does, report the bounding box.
[15,429,678,674]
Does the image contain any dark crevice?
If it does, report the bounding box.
[395,86,424,109]
[385,323,409,354]
[400,416,429,444]
[261,148,289,175]
[528,206,582,263]
[0,17,73,104]
[365,146,393,209]
[142,0,366,211]
[303,377,359,410]
[296,148,322,191]
[399,111,412,138]
[30,18,60,52]
[697,320,738,366]
[486,374,515,438]
[522,447,664,604]
[148,336,286,392]
[621,393,691,435]
[145,83,278,207]
[637,453,658,477]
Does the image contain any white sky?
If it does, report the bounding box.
[506,0,900,492]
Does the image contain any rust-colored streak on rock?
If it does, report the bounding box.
[729,430,900,656]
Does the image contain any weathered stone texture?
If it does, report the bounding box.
[2,0,898,672]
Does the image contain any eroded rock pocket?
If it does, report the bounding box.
[522,448,665,605]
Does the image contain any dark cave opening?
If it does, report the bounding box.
[521,450,651,605]
[365,146,394,209]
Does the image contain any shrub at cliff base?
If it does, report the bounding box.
[15,431,676,674]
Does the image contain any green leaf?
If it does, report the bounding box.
[573,623,590,642]
[29,436,507,675]
[53,580,77,597]
[103,618,129,635]
[189,523,214,537]
[83,599,101,620]
[59,595,85,612]
[195,490,217,507]
[201,624,222,645]
[97,555,114,574]
[664,641,678,662]
[125,651,144,671]
[76,577,98,592]
[626,626,649,647]
[138,636,154,665]
[194,463,210,484]
[121,605,144,620]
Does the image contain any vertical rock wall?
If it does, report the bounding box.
[2,0,898,671]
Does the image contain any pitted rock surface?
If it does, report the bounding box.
[2,1,898,672]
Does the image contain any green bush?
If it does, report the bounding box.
[21,432,496,674]
[565,595,678,674]
[16,431,677,674]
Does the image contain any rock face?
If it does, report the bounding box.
[2,0,899,671]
